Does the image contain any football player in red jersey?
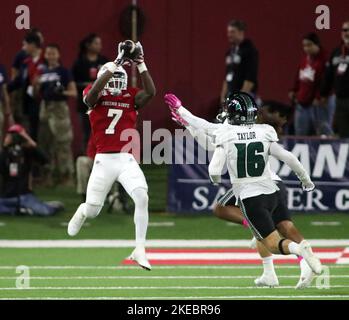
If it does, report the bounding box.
[67,42,156,270]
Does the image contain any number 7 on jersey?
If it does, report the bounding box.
[105,109,123,135]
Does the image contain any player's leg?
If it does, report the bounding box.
[254,240,279,287]
[117,153,151,270]
[216,190,277,286]
[76,156,93,202]
[240,194,322,275]
[272,181,315,288]
[67,154,117,236]
[214,190,248,227]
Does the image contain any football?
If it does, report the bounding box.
[120,40,141,60]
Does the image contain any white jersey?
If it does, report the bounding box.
[212,123,280,199]
[178,105,311,200]
[186,124,281,182]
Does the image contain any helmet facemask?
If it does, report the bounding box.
[105,71,128,96]
[97,64,128,96]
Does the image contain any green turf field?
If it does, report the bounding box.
[0,249,348,300]
[0,165,348,300]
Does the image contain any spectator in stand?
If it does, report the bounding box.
[11,28,44,81]
[9,29,44,126]
[320,20,349,138]
[220,20,259,103]
[9,33,45,140]
[258,100,293,136]
[289,33,331,136]
[0,63,14,147]
[35,44,77,186]
[0,124,63,216]
[72,34,108,149]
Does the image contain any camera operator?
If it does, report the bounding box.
[0,124,63,216]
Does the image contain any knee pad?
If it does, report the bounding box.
[83,203,102,219]
[131,188,149,208]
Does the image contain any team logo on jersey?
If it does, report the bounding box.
[101,101,130,108]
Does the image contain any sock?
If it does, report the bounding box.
[288,242,301,256]
[76,203,86,217]
[262,256,275,275]
[242,219,249,228]
[131,189,149,247]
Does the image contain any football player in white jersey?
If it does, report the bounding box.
[165,92,323,276]
[170,102,314,289]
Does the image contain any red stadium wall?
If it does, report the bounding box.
[1,0,349,150]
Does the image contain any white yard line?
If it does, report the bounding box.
[0,285,348,291]
[0,265,347,270]
[0,239,348,248]
[0,275,348,280]
[148,222,175,227]
[311,222,342,226]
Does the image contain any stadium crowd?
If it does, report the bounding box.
[0,19,348,215]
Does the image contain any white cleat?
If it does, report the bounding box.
[254,273,279,287]
[299,240,323,275]
[67,210,86,237]
[130,247,152,271]
[296,258,315,289]
[250,237,257,249]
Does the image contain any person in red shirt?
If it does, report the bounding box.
[68,41,156,270]
[22,33,46,140]
[289,33,332,136]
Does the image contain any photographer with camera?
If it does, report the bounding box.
[0,124,63,216]
[36,44,77,186]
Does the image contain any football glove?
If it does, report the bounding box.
[133,41,145,64]
[170,110,188,127]
[115,42,126,66]
[164,93,182,111]
[301,180,315,192]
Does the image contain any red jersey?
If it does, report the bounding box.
[23,52,46,85]
[83,85,140,153]
[292,49,327,106]
[86,135,97,159]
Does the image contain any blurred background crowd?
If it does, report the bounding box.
[0,12,348,216]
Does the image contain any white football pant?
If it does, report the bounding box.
[82,153,149,246]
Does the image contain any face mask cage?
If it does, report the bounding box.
[105,71,127,95]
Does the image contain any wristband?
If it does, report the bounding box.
[137,62,148,74]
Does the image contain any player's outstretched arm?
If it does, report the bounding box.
[269,142,315,191]
[208,146,226,184]
[85,63,117,108]
[134,42,156,109]
[164,93,220,134]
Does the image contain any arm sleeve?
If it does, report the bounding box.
[186,126,215,151]
[208,146,226,184]
[269,142,311,183]
[177,106,221,135]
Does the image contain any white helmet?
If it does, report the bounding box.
[97,63,128,96]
